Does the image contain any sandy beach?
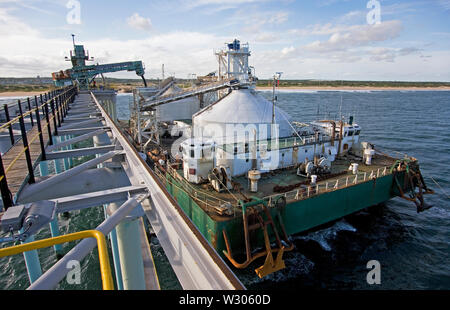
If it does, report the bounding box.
[0,91,47,98]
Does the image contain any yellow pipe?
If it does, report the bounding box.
[0,230,114,290]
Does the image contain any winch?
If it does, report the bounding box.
[0,201,57,242]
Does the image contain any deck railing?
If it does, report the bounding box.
[155,162,393,214]
[154,164,237,214]
[0,86,77,209]
[264,166,391,207]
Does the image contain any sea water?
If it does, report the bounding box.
[1,90,449,290]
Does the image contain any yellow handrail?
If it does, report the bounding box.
[0,230,114,290]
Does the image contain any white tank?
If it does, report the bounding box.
[192,88,293,143]
[310,175,318,185]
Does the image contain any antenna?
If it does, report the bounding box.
[71,34,76,47]
[272,72,282,124]
[339,80,343,120]
[317,79,320,118]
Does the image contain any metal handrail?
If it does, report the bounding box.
[1,114,57,176]
[162,165,235,207]
[0,86,76,209]
[0,230,114,290]
[0,86,74,131]
[159,164,393,212]
[263,166,392,205]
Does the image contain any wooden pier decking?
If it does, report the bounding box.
[1,120,56,197]
[0,87,75,205]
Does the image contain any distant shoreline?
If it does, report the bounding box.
[1,86,449,98]
[0,91,47,98]
[115,86,450,94]
[256,86,450,91]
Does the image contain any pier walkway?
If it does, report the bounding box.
[0,88,73,205]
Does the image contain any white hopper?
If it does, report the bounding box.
[192,88,293,143]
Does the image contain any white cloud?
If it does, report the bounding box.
[184,0,268,9]
[268,12,288,24]
[438,0,450,10]
[369,47,397,62]
[398,47,421,56]
[366,46,422,62]
[290,23,348,36]
[237,10,289,33]
[254,32,279,42]
[0,26,229,78]
[0,5,448,82]
[281,46,296,56]
[335,10,366,24]
[317,0,351,7]
[127,13,152,32]
[287,19,427,65]
[302,20,403,53]
[0,7,40,36]
[201,4,237,14]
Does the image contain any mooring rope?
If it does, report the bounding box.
[430,176,450,199]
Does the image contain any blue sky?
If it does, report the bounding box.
[0,0,449,81]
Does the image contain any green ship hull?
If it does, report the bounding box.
[163,169,408,260]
